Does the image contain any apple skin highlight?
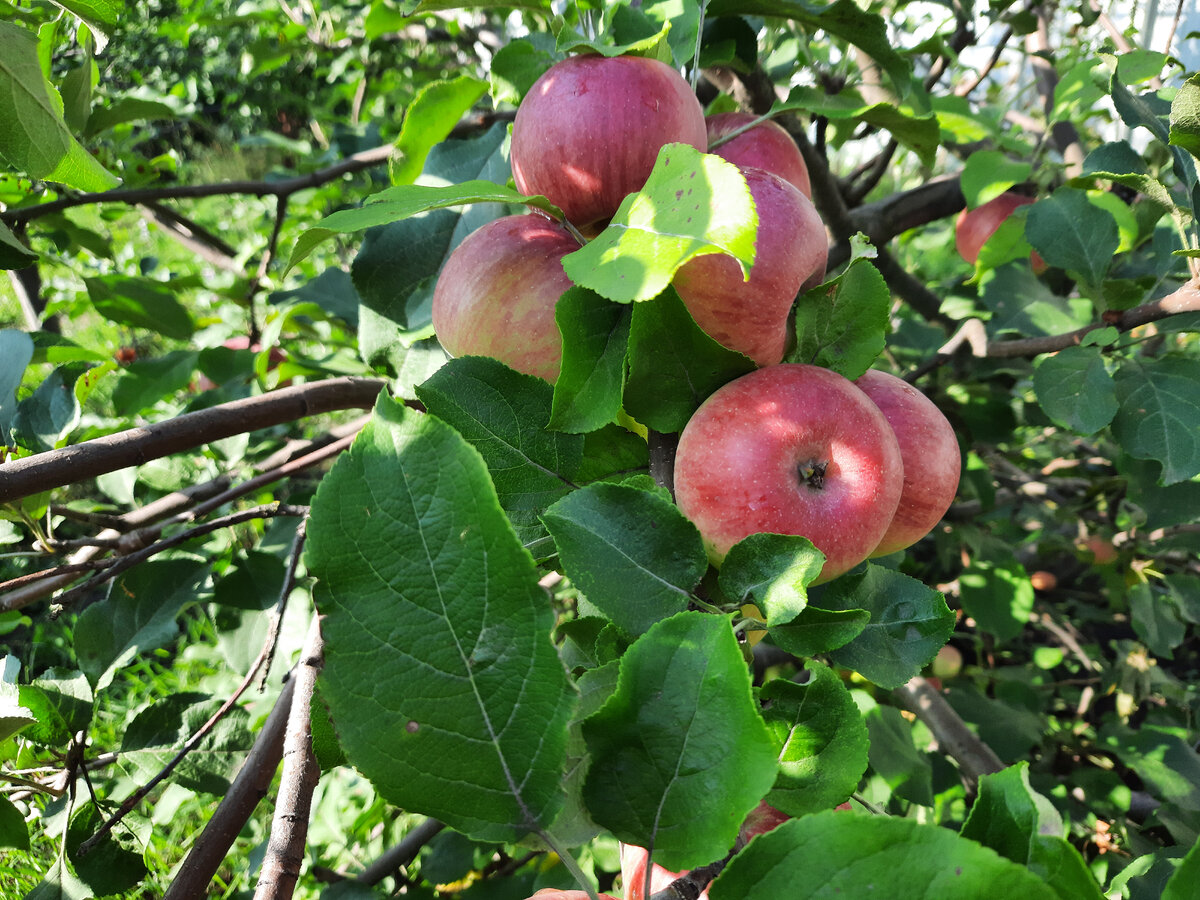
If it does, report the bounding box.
[673,364,904,584]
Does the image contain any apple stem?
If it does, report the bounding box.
[852,792,887,815]
[537,828,603,900]
[706,112,776,151]
[690,0,708,91]
[562,219,588,247]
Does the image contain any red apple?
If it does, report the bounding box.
[955,191,1045,272]
[706,112,811,198]
[853,369,960,557]
[431,214,579,382]
[673,165,827,366]
[673,364,904,583]
[511,54,707,232]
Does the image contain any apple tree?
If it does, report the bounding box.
[2,1,1200,897]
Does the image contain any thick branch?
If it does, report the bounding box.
[894,676,1004,789]
[0,377,385,504]
[163,676,295,900]
[254,617,324,900]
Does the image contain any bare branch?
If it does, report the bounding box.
[254,616,324,900]
[356,818,446,886]
[163,676,295,900]
[0,376,386,504]
[893,676,1004,790]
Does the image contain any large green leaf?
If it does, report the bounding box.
[1033,346,1118,435]
[562,144,757,303]
[962,764,1105,900]
[84,275,195,340]
[1025,188,1120,288]
[581,612,777,872]
[961,150,1033,207]
[762,661,868,816]
[1112,356,1200,485]
[789,258,890,379]
[415,356,583,557]
[0,22,120,191]
[549,288,631,435]
[391,75,488,185]
[0,656,36,744]
[823,564,955,689]
[0,329,34,439]
[709,811,1059,899]
[0,220,38,269]
[306,395,576,842]
[958,551,1036,643]
[1169,73,1200,161]
[542,482,706,636]
[623,286,755,434]
[778,86,939,166]
[718,533,825,627]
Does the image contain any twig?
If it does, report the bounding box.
[77,593,311,857]
[0,376,386,504]
[163,675,296,900]
[1025,10,1085,177]
[893,676,1004,789]
[254,616,324,900]
[247,195,290,343]
[955,25,1014,98]
[356,818,446,886]
[259,519,309,692]
[49,503,309,615]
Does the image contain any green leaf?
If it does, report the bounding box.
[623,286,756,433]
[710,811,1058,900]
[17,669,92,746]
[65,803,148,896]
[1170,73,1200,160]
[84,275,195,340]
[112,350,199,415]
[778,86,940,167]
[489,38,558,107]
[962,764,1106,900]
[391,75,489,186]
[50,0,120,45]
[306,395,576,842]
[706,0,913,97]
[789,258,890,379]
[25,856,92,900]
[354,129,515,373]
[561,144,757,303]
[1129,583,1188,659]
[823,564,955,689]
[415,356,583,556]
[866,704,933,805]
[121,692,253,794]
[84,97,177,138]
[979,265,1092,338]
[0,22,120,191]
[557,5,673,60]
[549,288,631,434]
[718,533,825,627]
[1074,143,1186,228]
[761,661,869,816]
[768,605,871,657]
[1101,722,1200,812]
[0,655,36,743]
[1033,346,1118,435]
[290,179,561,270]
[581,611,777,872]
[542,482,706,636]
[1112,356,1200,485]
[1163,835,1200,900]
[1025,188,1120,287]
[0,220,38,269]
[0,795,29,851]
[958,552,1035,643]
[0,329,34,439]
[11,364,87,452]
[961,150,1033,207]
[74,559,212,692]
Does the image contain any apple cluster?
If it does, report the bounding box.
[431,52,960,582]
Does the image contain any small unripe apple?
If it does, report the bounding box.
[673,165,827,366]
[431,214,578,382]
[930,644,963,679]
[955,191,1045,272]
[853,369,961,557]
[1080,535,1118,565]
[706,112,811,197]
[673,364,904,583]
[511,54,707,232]
[1030,570,1058,591]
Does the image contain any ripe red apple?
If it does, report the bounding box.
[955,191,1045,272]
[525,891,619,900]
[511,54,707,233]
[706,112,811,198]
[853,369,960,557]
[673,364,904,584]
[431,213,579,382]
[672,165,827,366]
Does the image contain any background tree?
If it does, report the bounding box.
[2,1,1200,898]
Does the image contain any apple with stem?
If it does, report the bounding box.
[431,213,579,382]
[706,112,811,198]
[511,54,707,233]
[955,191,1045,272]
[853,368,961,557]
[673,364,904,583]
[673,165,827,366]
